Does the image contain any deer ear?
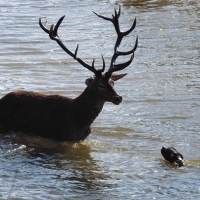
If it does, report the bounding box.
[85,77,95,85]
[111,73,127,81]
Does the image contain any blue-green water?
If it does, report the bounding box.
[0,0,200,199]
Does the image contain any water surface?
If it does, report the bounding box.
[0,0,200,199]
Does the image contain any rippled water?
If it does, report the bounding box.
[0,0,200,199]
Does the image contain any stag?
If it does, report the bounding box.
[0,6,138,141]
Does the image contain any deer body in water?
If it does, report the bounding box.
[0,7,138,141]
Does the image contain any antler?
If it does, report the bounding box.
[93,6,138,78]
[39,16,105,77]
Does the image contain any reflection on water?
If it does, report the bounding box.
[120,0,176,9]
[0,0,200,199]
[0,133,112,199]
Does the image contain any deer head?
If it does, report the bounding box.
[39,6,138,105]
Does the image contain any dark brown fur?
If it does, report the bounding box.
[0,76,121,141]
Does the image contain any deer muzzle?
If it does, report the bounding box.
[113,95,122,105]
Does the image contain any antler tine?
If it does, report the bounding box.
[39,16,105,76]
[99,54,106,73]
[91,55,105,74]
[39,15,65,37]
[107,54,134,74]
[93,6,121,34]
[114,5,121,19]
[94,6,138,78]
[116,5,121,18]
[122,17,137,36]
[49,23,75,58]
[92,11,113,22]
[117,35,138,56]
[52,15,65,37]
[106,36,138,75]
[39,17,49,34]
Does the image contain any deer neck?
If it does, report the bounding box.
[73,87,105,124]
[64,87,104,140]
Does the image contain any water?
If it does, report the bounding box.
[0,0,200,199]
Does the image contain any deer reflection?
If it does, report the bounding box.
[0,132,111,193]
